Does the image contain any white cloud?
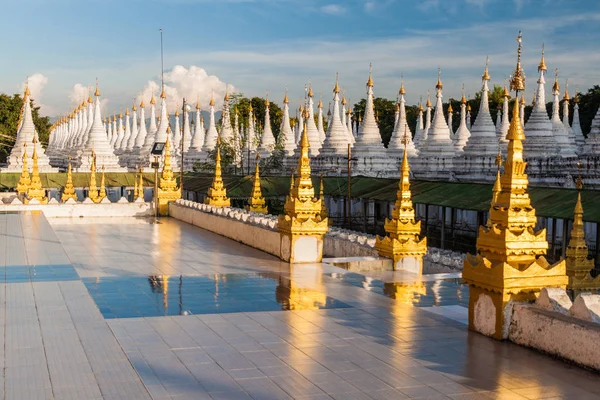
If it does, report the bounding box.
[19,73,54,114]
[320,4,346,15]
[364,1,375,12]
[138,65,234,112]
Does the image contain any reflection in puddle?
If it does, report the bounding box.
[328,272,469,307]
[84,273,351,319]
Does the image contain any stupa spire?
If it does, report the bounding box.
[454,86,471,153]
[321,74,350,156]
[16,143,30,196]
[354,66,384,156]
[419,70,454,158]
[246,154,268,213]
[463,57,499,156]
[26,140,47,204]
[258,92,276,157]
[88,151,99,202]
[389,77,416,156]
[203,90,219,151]
[550,69,577,157]
[304,84,322,155]
[61,158,77,202]
[205,137,230,207]
[280,90,296,156]
[572,90,585,152]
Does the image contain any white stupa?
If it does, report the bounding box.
[550,71,577,158]
[453,92,471,153]
[353,70,385,158]
[280,93,296,156]
[388,80,417,157]
[418,71,455,159]
[5,82,56,172]
[305,86,322,156]
[572,92,586,152]
[462,59,500,157]
[523,47,558,158]
[258,96,276,158]
[202,92,218,153]
[320,77,350,157]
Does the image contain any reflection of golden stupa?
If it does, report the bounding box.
[463,33,567,340]
[383,281,426,304]
[565,176,600,293]
[157,134,182,214]
[277,115,328,263]
[375,131,426,272]
[275,265,327,310]
[246,154,268,213]
[205,137,230,207]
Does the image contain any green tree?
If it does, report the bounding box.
[0,93,51,163]
[577,85,600,137]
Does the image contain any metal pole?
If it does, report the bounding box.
[347,143,351,228]
[154,155,159,221]
[180,98,185,196]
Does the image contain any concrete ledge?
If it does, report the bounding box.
[510,304,600,371]
[169,202,281,258]
[0,202,153,218]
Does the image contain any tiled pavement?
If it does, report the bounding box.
[0,211,599,399]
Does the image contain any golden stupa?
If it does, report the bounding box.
[565,175,600,293]
[157,135,182,215]
[375,130,427,272]
[462,32,567,340]
[205,137,231,207]
[246,154,268,214]
[61,158,77,202]
[277,113,328,263]
[88,151,100,203]
[137,166,145,201]
[16,143,30,197]
[98,166,107,202]
[25,139,48,204]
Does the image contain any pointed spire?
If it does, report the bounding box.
[88,151,99,202]
[16,143,30,196]
[99,166,107,201]
[246,154,267,213]
[26,141,47,203]
[61,158,77,202]
[538,43,547,72]
[367,63,374,87]
[137,166,145,200]
[205,137,230,207]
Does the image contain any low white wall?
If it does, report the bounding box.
[169,202,281,258]
[0,201,153,218]
[509,304,600,371]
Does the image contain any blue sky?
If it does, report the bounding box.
[2,0,600,116]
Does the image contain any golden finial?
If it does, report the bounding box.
[160,85,166,99]
[140,97,145,108]
[418,96,424,112]
[308,84,314,98]
[461,84,467,104]
[283,88,289,104]
[150,90,156,105]
[167,125,171,134]
[265,90,270,107]
[538,43,547,72]
[506,88,525,141]
[132,101,137,111]
[520,93,526,105]
[503,79,510,97]
[175,109,179,117]
[447,103,453,113]
[94,78,101,97]
[467,103,472,112]
[318,98,323,108]
[482,56,491,81]
[574,87,580,104]
[195,94,201,110]
[510,31,525,92]
[224,85,230,102]
[125,108,130,116]
[563,80,570,101]
[399,74,406,95]
[436,68,443,90]
[552,68,560,93]
[341,94,347,106]
[532,89,537,105]
[119,110,123,118]
[87,86,93,103]
[24,77,31,97]
[334,73,340,93]
[209,90,215,107]
[367,63,374,87]
[426,91,432,108]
